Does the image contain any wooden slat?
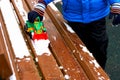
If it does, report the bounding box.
[16,56,41,80]
[0,54,12,79]
[0,23,13,80]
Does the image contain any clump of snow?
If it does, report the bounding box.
[53,0,62,4]
[98,76,105,80]
[79,53,83,60]
[64,69,67,72]
[25,57,31,61]
[64,22,75,33]
[59,66,64,69]
[72,50,76,53]
[32,39,51,56]
[35,57,38,62]
[52,36,57,41]
[80,44,93,57]
[89,60,100,68]
[64,74,70,80]
[9,74,16,80]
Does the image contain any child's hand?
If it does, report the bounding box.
[109,3,120,26]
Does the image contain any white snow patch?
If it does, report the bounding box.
[79,53,83,60]
[64,69,67,72]
[52,36,57,41]
[64,74,70,80]
[14,0,27,22]
[98,76,105,80]
[32,39,51,56]
[80,44,93,57]
[64,22,75,33]
[9,74,16,80]
[59,66,64,69]
[1,0,30,59]
[35,57,38,62]
[25,57,31,61]
[72,50,76,53]
[89,60,100,68]
[49,2,58,11]
[53,0,62,4]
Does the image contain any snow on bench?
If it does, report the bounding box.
[0,0,30,59]
[0,0,41,80]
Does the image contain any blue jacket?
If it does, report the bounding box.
[44,0,120,23]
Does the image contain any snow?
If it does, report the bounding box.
[49,2,59,11]
[52,35,57,41]
[32,39,51,56]
[59,66,64,69]
[53,0,62,4]
[64,74,70,80]
[0,0,30,79]
[14,0,51,56]
[89,60,100,68]
[64,22,75,33]
[80,44,100,68]
[80,44,93,57]
[0,0,30,58]
[14,0,27,22]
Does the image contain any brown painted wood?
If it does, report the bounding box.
[37,54,65,80]
[16,56,41,80]
[44,13,89,80]
[0,27,12,79]
[0,54,12,79]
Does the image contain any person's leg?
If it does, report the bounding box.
[68,18,108,69]
[88,18,108,69]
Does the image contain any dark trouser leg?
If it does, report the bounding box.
[68,18,108,69]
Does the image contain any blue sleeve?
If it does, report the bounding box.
[44,0,53,5]
[109,0,120,5]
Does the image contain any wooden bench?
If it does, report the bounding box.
[0,0,110,80]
